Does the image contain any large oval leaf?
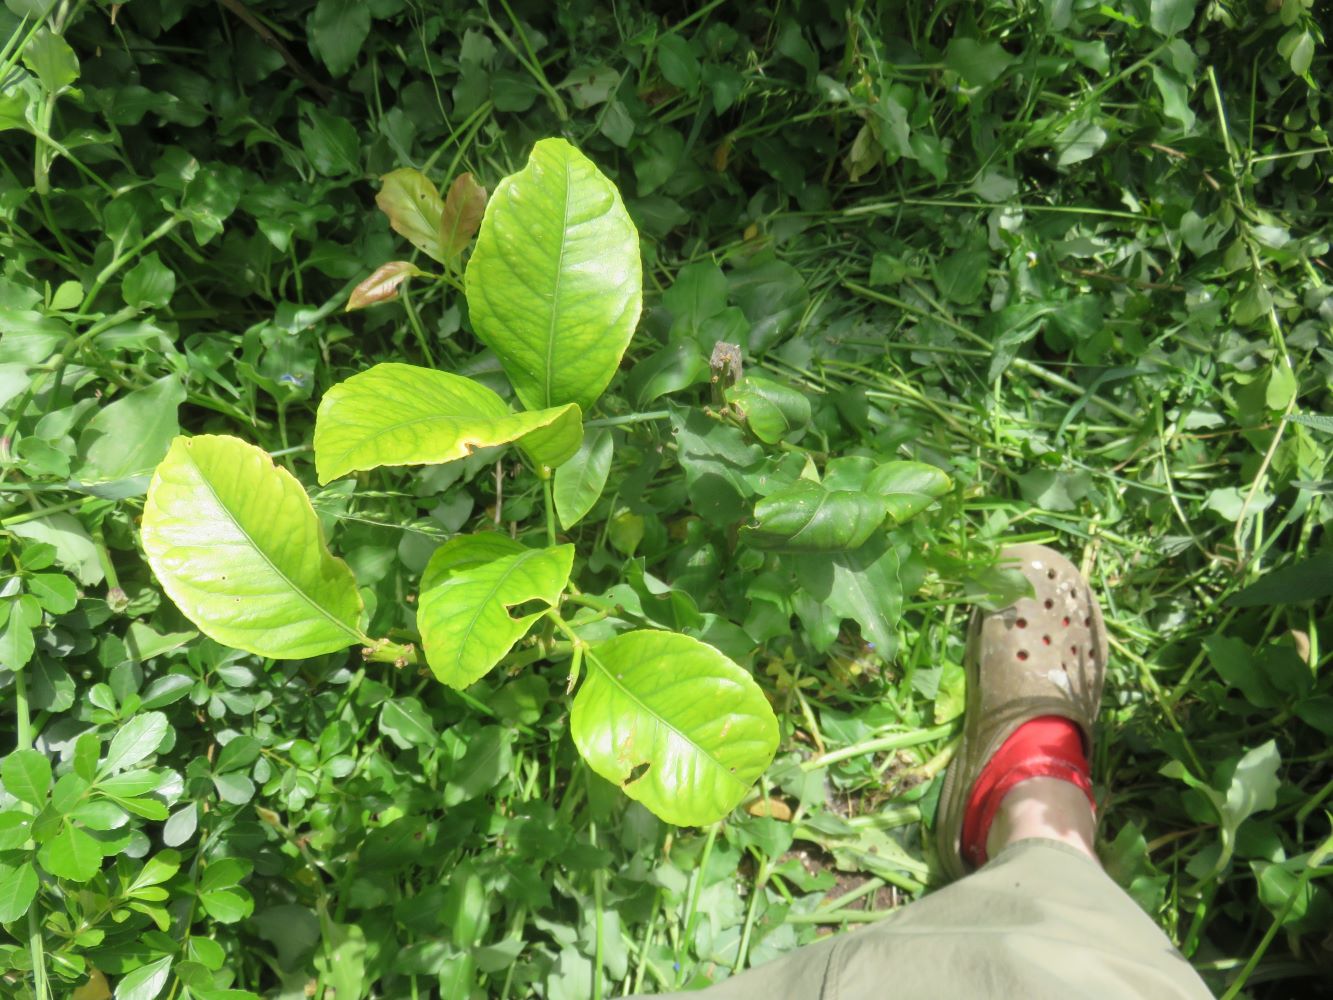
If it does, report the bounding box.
[571,630,778,826]
[746,479,885,552]
[142,435,364,659]
[864,461,953,524]
[418,538,574,689]
[313,363,582,484]
[464,138,642,412]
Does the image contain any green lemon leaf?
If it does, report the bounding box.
[313,363,583,484]
[420,533,527,592]
[418,541,573,689]
[2,748,52,807]
[864,461,953,524]
[465,138,642,411]
[38,822,102,882]
[554,428,613,529]
[726,374,811,444]
[0,861,38,922]
[376,168,447,263]
[571,630,778,826]
[746,480,885,552]
[142,435,364,659]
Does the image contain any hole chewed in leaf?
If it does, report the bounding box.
[509,599,550,620]
[624,762,650,786]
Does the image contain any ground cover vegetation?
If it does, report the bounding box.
[0,0,1330,997]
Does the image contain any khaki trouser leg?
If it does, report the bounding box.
[635,839,1213,999]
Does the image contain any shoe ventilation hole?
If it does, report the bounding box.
[1070,644,1078,655]
[1061,661,1068,672]
[1062,616,1071,626]
[1017,650,1029,661]
[1016,617,1027,629]
[1084,616,1091,627]
[1047,569,1057,579]
[1043,599,1054,610]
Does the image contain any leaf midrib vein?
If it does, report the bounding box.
[543,159,572,408]
[440,550,548,673]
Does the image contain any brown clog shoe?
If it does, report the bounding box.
[934,543,1108,882]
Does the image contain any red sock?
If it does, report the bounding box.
[959,716,1094,869]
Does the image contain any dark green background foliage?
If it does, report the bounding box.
[1,0,1331,996]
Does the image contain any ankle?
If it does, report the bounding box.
[985,776,1097,862]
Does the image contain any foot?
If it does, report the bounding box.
[934,544,1108,881]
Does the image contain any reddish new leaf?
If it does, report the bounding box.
[375,169,446,262]
[440,173,488,257]
[346,261,427,311]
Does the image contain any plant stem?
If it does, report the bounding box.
[584,411,670,428]
[14,669,51,1000]
[800,722,956,771]
[542,474,556,547]
[678,822,719,985]
[1220,831,1333,1000]
[590,822,604,1000]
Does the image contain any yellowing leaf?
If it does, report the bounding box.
[142,436,364,659]
[313,363,583,484]
[418,540,574,689]
[572,630,779,826]
[72,968,111,1000]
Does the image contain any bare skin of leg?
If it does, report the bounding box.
[985,776,1097,863]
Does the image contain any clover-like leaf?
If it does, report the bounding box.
[314,363,582,484]
[0,862,38,923]
[571,630,778,826]
[142,435,364,659]
[465,138,642,411]
[746,479,885,552]
[418,538,574,688]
